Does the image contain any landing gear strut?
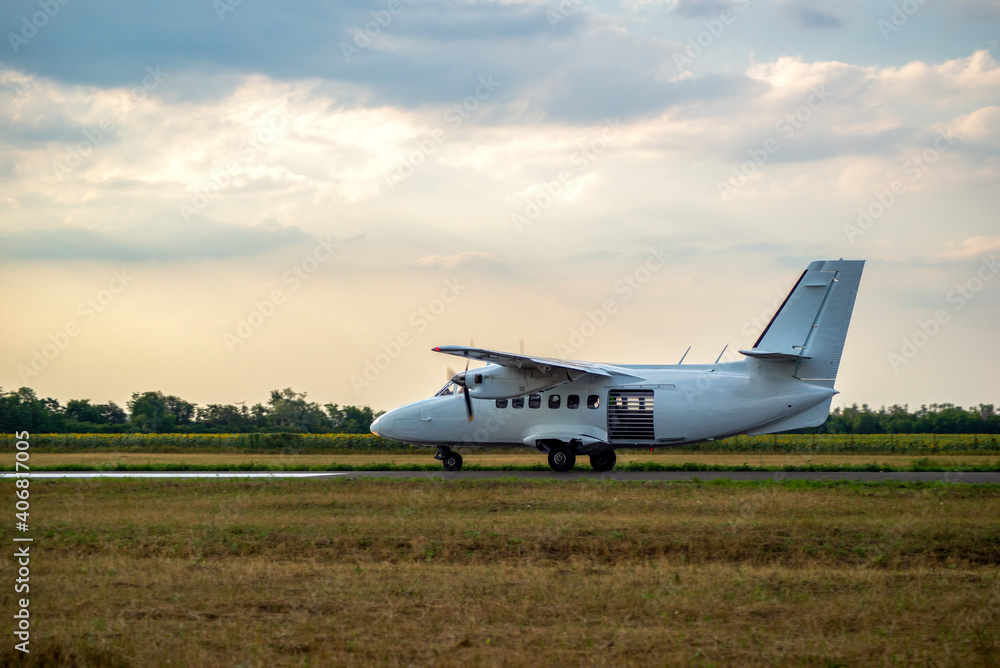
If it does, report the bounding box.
[547,444,576,472]
[589,450,617,472]
[435,446,463,472]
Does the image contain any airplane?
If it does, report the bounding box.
[370,259,865,472]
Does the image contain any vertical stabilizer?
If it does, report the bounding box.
[739,260,865,383]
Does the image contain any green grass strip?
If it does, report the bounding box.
[7,461,1000,473]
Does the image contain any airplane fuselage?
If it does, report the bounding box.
[371,358,836,453]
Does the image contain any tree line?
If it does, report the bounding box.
[0,387,382,434]
[803,403,1000,435]
[0,386,997,435]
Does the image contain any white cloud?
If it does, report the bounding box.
[932,236,1000,261]
[948,106,1000,146]
[416,251,501,269]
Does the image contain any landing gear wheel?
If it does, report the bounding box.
[442,450,463,471]
[547,445,576,472]
[589,451,617,472]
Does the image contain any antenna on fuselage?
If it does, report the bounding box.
[678,346,691,364]
[714,345,728,364]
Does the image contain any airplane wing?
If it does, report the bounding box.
[431,345,642,378]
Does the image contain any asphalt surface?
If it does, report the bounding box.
[3,471,998,482]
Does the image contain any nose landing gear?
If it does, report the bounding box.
[435,446,464,471]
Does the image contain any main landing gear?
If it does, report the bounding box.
[545,444,617,472]
[436,446,463,471]
[436,445,617,473]
[589,450,617,472]
[547,444,576,472]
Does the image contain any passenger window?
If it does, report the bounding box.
[512,397,524,409]
[587,394,600,409]
[567,394,580,409]
[495,399,508,409]
[528,394,541,409]
[548,394,560,409]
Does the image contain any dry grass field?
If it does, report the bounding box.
[1,477,998,666]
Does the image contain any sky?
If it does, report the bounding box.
[1,0,998,415]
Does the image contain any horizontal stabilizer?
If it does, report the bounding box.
[738,349,811,361]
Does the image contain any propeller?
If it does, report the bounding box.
[460,360,473,422]
[448,361,474,422]
[463,382,473,422]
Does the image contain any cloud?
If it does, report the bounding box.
[947,106,1000,149]
[416,251,502,269]
[780,1,844,29]
[931,236,1000,262]
[0,218,313,262]
[671,0,735,18]
[953,0,1000,21]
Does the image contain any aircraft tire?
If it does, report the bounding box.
[547,445,576,472]
[589,451,616,472]
[442,451,463,471]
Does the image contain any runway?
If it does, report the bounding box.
[3,471,999,482]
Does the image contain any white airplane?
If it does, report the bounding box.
[370,259,864,472]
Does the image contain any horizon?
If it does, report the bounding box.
[1,1,997,414]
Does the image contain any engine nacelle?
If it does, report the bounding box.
[460,364,582,399]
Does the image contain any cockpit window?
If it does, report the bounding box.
[435,381,460,397]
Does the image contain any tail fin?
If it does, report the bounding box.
[739,259,865,383]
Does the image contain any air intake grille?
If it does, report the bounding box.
[608,390,655,442]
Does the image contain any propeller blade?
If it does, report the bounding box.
[463,360,473,421]
[519,338,525,354]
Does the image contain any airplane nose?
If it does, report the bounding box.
[370,415,382,436]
